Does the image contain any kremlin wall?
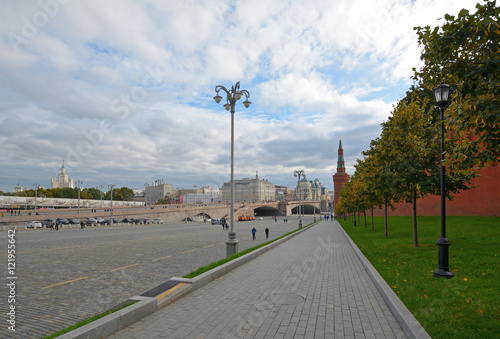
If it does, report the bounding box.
[333,139,499,217]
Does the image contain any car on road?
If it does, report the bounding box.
[96,217,106,225]
[26,221,42,228]
[141,218,150,224]
[68,218,80,224]
[121,218,133,224]
[84,217,98,226]
[42,218,57,228]
[152,218,163,224]
[211,218,220,225]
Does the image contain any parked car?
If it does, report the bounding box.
[96,217,105,225]
[57,218,70,224]
[42,218,57,228]
[132,218,142,224]
[121,218,133,224]
[26,221,42,228]
[141,218,150,224]
[102,218,119,225]
[84,217,97,226]
[68,218,80,224]
[152,218,163,224]
[211,218,220,225]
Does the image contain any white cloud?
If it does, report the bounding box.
[0,0,479,191]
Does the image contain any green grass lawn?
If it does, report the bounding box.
[339,216,499,339]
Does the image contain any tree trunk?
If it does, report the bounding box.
[371,206,374,232]
[384,200,388,237]
[413,187,418,247]
[363,210,367,228]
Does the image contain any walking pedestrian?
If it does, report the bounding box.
[265,227,269,239]
[252,227,256,240]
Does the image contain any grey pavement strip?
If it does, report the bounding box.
[62,221,430,338]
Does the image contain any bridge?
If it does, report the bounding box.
[0,197,331,226]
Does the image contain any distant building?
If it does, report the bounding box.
[183,186,222,204]
[145,181,175,204]
[275,185,293,201]
[14,183,28,193]
[295,178,329,201]
[222,172,276,202]
[50,160,74,189]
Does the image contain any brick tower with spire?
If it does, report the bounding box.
[333,137,350,209]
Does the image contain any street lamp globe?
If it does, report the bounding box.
[213,94,222,103]
[433,83,451,106]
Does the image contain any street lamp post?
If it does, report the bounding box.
[41,194,45,209]
[214,82,251,257]
[76,180,82,213]
[432,83,454,279]
[33,183,39,213]
[294,170,306,228]
[144,183,148,209]
[108,184,115,225]
[98,185,104,208]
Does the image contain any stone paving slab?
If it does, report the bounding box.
[108,221,424,338]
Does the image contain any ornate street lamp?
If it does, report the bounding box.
[76,180,82,213]
[214,82,251,257]
[108,184,115,225]
[33,183,39,212]
[294,170,306,228]
[432,83,453,278]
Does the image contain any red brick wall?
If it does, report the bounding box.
[367,164,499,216]
[333,173,350,208]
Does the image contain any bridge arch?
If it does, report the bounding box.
[254,206,279,217]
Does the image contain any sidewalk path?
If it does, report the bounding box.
[108,221,408,338]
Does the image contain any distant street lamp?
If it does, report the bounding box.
[41,194,45,209]
[108,184,115,225]
[33,183,39,212]
[214,82,251,257]
[294,170,306,228]
[432,83,454,279]
[144,183,148,209]
[98,185,104,208]
[76,180,82,213]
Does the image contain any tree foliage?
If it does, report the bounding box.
[413,0,500,168]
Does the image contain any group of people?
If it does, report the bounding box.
[49,220,61,231]
[252,226,269,240]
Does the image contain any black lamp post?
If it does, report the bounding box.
[213,82,251,257]
[294,170,306,228]
[432,83,454,279]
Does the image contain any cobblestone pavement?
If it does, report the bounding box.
[109,220,408,339]
[0,216,309,338]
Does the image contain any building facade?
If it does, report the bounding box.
[222,173,276,202]
[50,161,74,189]
[333,138,350,208]
[295,178,329,201]
[145,182,175,204]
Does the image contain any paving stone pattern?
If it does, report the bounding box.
[0,217,306,338]
[109,221,408,339]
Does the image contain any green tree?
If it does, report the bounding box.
[413,0,500,168]
[84,187,103,200]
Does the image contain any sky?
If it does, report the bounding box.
[0,0,478,193]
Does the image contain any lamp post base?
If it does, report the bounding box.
[298,218,302,229]
[433,237,454,278]
[226,231,239,257]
